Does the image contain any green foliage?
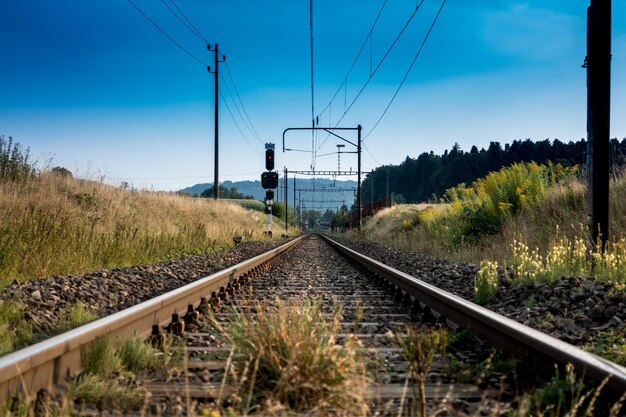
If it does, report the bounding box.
[226,199,265,212]
[0,301,33,356]
[59,302,98,331]
[444,162,577,243]
[81,337,121,377]
[584,330,626,367]
[271,201,300,229]
[116,337,166,374]
[524,364,589,417]
[200,185,254,199]
[362,138,593,205]
[0,135,36,182]
[70,373,147,411]
[51,166,73,178]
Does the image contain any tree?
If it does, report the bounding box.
[199,185,253,199]
[51,166,73,178]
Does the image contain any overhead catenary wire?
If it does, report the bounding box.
[316,0,425,153]
[316,0,389,119]
[127,0,208,66]
[364,0,447,141]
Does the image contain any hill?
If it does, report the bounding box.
[181,178,358,211]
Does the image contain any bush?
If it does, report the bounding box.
[0,135,36,182]
[444,162,577,243]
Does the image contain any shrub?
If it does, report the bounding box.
[0,135,36,182]
[444,162,577,243]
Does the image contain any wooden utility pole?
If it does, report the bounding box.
[208,44,225,199]
[586,0,611,249]
[357,125,362,229]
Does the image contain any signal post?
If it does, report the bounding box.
[262,143,279,236]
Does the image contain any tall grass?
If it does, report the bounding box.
[0,166,285,285]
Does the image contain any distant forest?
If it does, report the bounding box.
[363,138,626,204]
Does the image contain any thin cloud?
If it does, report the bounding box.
[481,3,583,62]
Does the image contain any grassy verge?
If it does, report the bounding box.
[0,141,291,285]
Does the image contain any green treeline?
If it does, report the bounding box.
[199,185,255,200]
[363,138,626,204]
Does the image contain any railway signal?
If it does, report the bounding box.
[265,148,275,171]
[261,172,279,189]
[262,143,278,236]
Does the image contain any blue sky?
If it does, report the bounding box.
[1,1,625,190]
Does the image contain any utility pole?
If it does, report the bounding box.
[284,167,289,233]
[586,0,611,250]
[293,176,296,228]
[357,124,362,229]
[208,44,225,200]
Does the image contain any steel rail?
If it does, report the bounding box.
[320,235,626,395]
[0,236,304,403]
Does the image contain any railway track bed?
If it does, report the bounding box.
[1,235,625,416]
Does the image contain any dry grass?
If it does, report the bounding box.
[0,172,285,285]
[208,297,370,416]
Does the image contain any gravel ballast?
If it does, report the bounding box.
[333,237,626,348]
[1,239,290,333]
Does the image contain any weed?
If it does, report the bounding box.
[210,298,369,415]
[58,302,98,332]
[0,301,33,356]
[474,351,516,381]
[503,227,626,285]
[524,364,590,417]
[583,330,626,367]
[475,260,499,304]
[80,337,121,377]
[70,373,147,412]
[393,325,449,417]
[117,337,166,374]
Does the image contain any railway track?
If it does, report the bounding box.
[1,234,625,415]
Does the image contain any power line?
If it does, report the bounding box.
[316,0,388,119]
[159,0,207,45]
[316,1,424,152]
[127,0,208,66]
[168,0,209,44]
[364,0,447,141]
[218,89,262,154]
[224,62,263,142]
[220,72,264,144]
